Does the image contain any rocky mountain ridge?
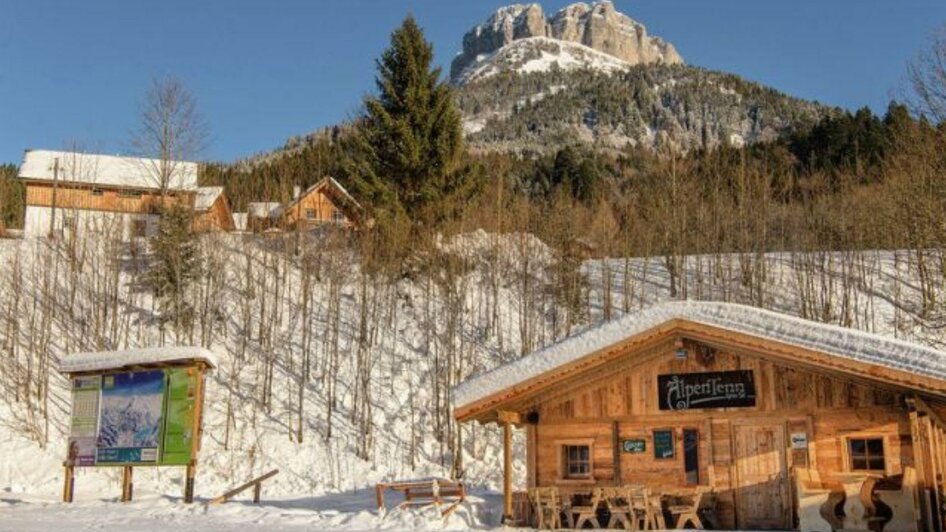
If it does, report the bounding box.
[451,1,682,84]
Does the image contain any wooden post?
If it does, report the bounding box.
[612,420,621,485]
[503,420,513,523]
[253,482,262,503]
[121,466,133,502]
[62,464,75,503]
[184,462,196,503]
[375,483,385,510]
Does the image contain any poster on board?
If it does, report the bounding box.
[96,370,166,464]
[161,368,198,465]
[67,376,101,466]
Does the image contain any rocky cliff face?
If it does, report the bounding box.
[450,1,682,84]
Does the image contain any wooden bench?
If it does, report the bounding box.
[875,467,920,532]
[375,478,466,519]
[794,467,838,532]
[208,469,279,505]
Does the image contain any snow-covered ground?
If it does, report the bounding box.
[1,231,944,529]
[0,489,501,531]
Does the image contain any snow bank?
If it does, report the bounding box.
[59,346,219,373]
[453,300,946,409]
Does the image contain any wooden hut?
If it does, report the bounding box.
[280,177,363,231]
[192,186,236,232]
[453,301,946,530]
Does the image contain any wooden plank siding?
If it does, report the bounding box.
[282,185,354,230]
[193,194,235,232]
[523,346,928,529]
[25,182,193,215]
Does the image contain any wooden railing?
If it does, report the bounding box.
[208,469,279,505]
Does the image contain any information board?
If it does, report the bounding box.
[161,368,198,465]
[66,367,200,467]
[96,370,166,464]
[67,376,101,466]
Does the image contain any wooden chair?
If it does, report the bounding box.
[529,487,571,530]
[794,468,835,532]
[875,467,920,532]
[602,487,634,529]
[571,487,605,529]
[647,491,668,530]
[668,486,715,529]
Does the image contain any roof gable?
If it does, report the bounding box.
[195,186,224,211]
[283,177,362,219]
[18,149,199,191]
[452,301,946,421]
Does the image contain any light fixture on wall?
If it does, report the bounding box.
[674,338,688,360]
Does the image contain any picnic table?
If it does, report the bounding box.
[528,485,714,529]
[375,478,465,519]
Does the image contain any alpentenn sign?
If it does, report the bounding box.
[658,370,756,410]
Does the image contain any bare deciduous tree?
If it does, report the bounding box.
[908,26,946,124]
[130,76,209,195]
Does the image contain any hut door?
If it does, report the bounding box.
[733,422,789,529]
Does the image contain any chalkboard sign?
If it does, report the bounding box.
[622,439,646,453]
[658,370,756,411]
[653,429,674,459]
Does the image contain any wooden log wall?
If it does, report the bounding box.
[528,347,926,529]
[282,187,351,229]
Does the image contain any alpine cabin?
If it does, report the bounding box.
[192,186,236,233]
[280,177,363,230]
[18,149,199,240]
[454,301,946,531]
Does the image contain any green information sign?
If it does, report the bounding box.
[653,429,675,459]
[622,439,646,453]
[161,368,198,465]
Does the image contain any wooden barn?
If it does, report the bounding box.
[17,149,198,240]
[453,301,946,531]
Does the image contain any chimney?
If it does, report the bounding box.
[293,185,301,200]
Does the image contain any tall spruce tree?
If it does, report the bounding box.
[348,16,473,225]
[149,202,200,340]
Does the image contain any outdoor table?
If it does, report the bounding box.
[832,472,884,530]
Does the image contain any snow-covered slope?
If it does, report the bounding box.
[455,36,633,85]
[1,232,945,529]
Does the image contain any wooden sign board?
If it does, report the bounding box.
[653,429,675,459]
[658,370,756,410]
[622,439,646,453]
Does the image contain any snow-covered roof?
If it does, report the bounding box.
[248,202,283,219]
[195,186,224,211]
[18,149,199,191]
[453,300,946,410]
[59,346,218,373]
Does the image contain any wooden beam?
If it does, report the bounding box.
[497,410,521,425]
[502,421,513,523]
[208,469,280,505]
[612,420,621,485]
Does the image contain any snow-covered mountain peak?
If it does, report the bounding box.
[451,1,683,85]
[455,36,633,85]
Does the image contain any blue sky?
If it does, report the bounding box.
[2,1,944,165]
